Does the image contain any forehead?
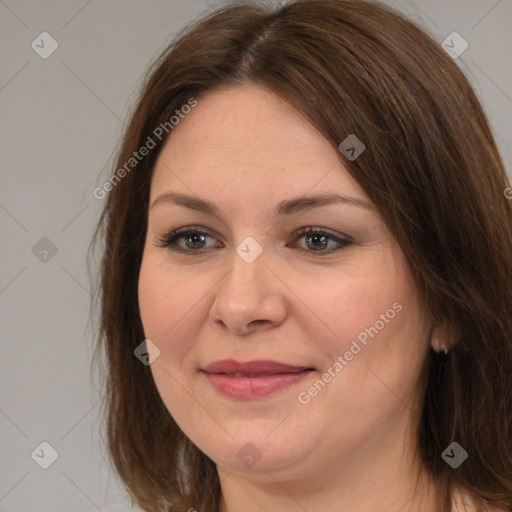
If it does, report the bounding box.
[150,85,368,204]
[171,84,329,152]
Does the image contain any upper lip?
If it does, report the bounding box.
[202,359,313,375]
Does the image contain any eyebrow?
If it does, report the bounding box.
[150,191,374,217]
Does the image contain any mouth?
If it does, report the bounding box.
[201,359,316,399]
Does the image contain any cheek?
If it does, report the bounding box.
[326,283,428,416]
[137,259,204,416]
[138,261,170,340]
[304,264,405,358]
[310,257,427,393]
[138,260,188,350]
[299,274,428,439]
[138,257,218,365]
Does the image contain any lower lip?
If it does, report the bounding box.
[202,370,314,399]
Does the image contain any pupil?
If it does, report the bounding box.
[308,233,327,250]
[188,234,205,248]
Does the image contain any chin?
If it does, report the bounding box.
[192,428,312,476]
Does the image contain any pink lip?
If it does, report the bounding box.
[201,359,315,399]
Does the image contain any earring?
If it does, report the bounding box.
[444,348,448,355]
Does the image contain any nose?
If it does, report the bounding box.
[209,243,287,335]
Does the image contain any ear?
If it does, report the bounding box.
[430,322,459,353]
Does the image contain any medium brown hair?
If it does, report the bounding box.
[90,1,512,510]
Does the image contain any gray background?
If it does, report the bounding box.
[1,1,511,510]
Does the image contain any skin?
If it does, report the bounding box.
[138,84,451,511]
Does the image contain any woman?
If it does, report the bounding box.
[90,1,512,511]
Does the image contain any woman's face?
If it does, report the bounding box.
[138,85,432,482]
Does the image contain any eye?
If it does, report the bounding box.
[290,227,352,255]
[156,226,221,253]
[155,226,352,255]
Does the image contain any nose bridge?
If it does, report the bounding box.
[210,234,285,332]
[224,234,267,297]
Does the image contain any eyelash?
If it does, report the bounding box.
[155,226,352,256]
